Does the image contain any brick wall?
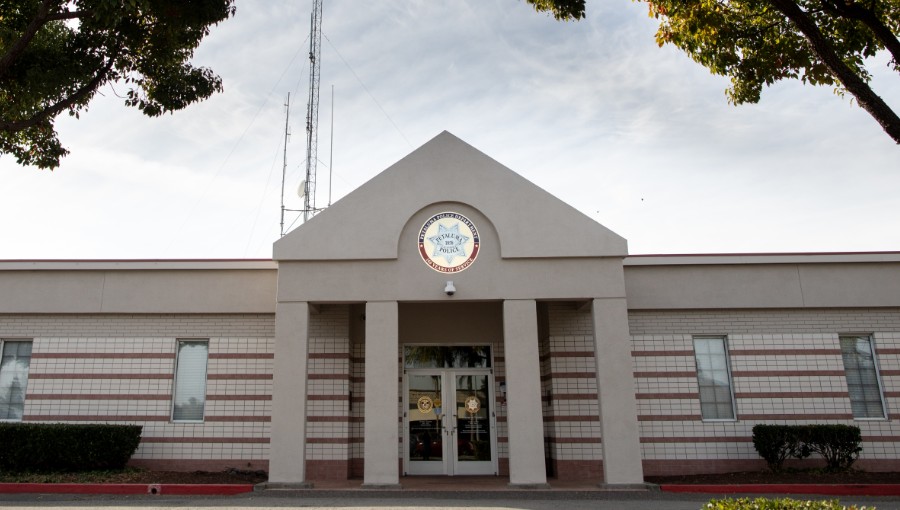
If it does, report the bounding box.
[1,314,274,472]
[305,305,352,480]
[542,303,603,480]
[630,308,900,475]
[349,340,365,478]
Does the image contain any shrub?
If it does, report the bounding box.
[804,425,863,472]
[752,424,862,473]
[0,423,142,472]
[752,425,808,472]
[706,497,873,510]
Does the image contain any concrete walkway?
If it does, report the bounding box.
[2,476,900,510]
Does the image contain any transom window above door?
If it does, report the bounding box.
[404,346,492,369]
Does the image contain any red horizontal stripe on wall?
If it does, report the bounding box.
[306,438,350,444]
[545,393,599,400]
[205,416,271,422]
[141,437,269,444]
[27,393,268,401]
[738,413,854,420]
[307,416,349,422]
[636,393,699,400]
[884,392,900,398]
[544,416,600,422]
[207,395,272,401]
[633,371,697,378]
[640,436,752,443]
[540,372,595,381]
[541,351,596,359]
[876,349,900,355]
[880,370,900,376]
[631,350,694,357]
[308,394,350,401]
[638,415,701,422]
[32,353,175,359]
[29,373,172,379]
[308,353,350,359]
[26,394,169,400]
[732,370,845,377]
[308,374,350,380]
[24,415,168,421]
[729,349,841,356]
[207,374,273,380]
[209,353,274,359]
[734,392,849,399]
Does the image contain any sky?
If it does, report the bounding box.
[1,0,898,260]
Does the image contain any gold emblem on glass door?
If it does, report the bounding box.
[464,395,480,414]
[417,396,433,414]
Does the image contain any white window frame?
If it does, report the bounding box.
[0,338,33,422]
[840,334,887,420]
[693,335,737,422]
[171,339,209,423]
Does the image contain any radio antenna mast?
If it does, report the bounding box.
[303,0,324,222]
[279,93,291,237]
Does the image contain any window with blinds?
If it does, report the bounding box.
[840,335,886,419]
[0,340,32,421]
[172,340,209,422]
[693,336,736,421]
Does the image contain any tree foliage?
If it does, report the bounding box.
[527,0,900,144]
[0,0,236,169]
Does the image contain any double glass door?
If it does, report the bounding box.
[405,370,496,475]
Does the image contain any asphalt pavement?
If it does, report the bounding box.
[1,490,899,510]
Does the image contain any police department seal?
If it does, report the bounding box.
[418,212,480,273]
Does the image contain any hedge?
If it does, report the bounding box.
[0,423,142,472]
[752,424,862,472]
[706,498,874,510]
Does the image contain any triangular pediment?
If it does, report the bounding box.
[273,131,626,260]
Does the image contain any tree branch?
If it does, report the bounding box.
[46,10,89,22]
[768,0,900,143]
[0,46,119,133]
[0,0,61,79]
[820,0,900,68]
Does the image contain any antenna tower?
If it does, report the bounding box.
[279,93,291,237]
[303,0,324,222]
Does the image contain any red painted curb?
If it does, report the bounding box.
[661,484,900,496]
[0,483,255,495]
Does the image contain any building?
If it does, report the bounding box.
[1,132,898,487]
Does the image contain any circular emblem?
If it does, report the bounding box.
[464,395,481,415]
[418,212,480,273]
[417,396,434,414]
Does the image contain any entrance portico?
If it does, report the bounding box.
[268,132,644,488]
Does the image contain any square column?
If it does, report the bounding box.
[592,297,645,486]
[363,301,401,487]
[268,301,311,486]
[502,299,549,487]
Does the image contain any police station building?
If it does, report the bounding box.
[1,132,898,487]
